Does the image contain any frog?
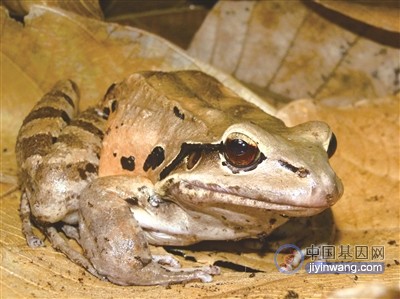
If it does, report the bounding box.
[15,70,343,286]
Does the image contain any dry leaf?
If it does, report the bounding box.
[2,0,104,19]
[1,2,399,298]
[102,0,211,49]
[188,0,400,104]
[314,0,400,33]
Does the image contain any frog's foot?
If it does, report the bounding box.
[153,255,220,282]
[163,264,221,277]
[45,226,105,280]
[110,261,220,285]
[25,234,44,248]
[20,193,44,248]
[164,265,220,284]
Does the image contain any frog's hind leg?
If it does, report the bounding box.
[78,176,220,286]
[20,192,44,247]
[16,80,80,247]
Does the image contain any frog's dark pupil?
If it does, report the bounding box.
[229,139,249,156]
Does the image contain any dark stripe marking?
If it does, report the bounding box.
[121,156,135,171]
[67,79,80,98]
[22,107,71,126]
[143,146,165,172]
[125,197,138,205]
[18,133,54,161]
[52,90,75,108]
[278,160,310,178]
[78,163,98,180]
[70,119,104,140]
[102,107,110,120]
[79,108,106,126]
[111,100,118,112]
[159,142,222,180]
[187,151,201,170]
[173,106,185,120]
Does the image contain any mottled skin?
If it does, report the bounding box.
[16,71,343,285]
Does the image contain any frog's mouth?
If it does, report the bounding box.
[176,180,330,217]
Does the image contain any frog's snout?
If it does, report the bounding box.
[315,173,343,208]
[328,175,344,206]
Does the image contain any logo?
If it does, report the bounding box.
[274,244,304,274]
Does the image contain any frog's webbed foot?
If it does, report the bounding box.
[20,193,44,248]
[152,254,220,282]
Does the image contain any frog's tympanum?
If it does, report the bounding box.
[16,71,343,285]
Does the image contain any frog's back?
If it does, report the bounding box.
[98,71,283,182]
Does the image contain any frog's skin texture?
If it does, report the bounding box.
[16,71,343,286]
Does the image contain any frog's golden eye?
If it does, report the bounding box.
[223,133,260,168]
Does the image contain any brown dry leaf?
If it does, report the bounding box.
[314,0,400,33]
[188,0,400,104]
[1,2,400,298]
[102,0,212,48]
[2,0,104,19]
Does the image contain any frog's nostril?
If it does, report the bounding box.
[327,133,337,158]
[325,193,335,206]
[326,178,344,206]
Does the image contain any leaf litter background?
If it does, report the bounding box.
[1,1,399,298]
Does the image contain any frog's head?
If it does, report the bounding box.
[158,120,343,218]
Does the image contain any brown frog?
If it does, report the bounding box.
[16,71,343,285]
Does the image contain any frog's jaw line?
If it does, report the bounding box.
[179,180,328,217]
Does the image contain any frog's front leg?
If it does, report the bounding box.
[78,176,219,286]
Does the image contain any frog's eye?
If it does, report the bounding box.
[223,133,260,168]
[327,132,337,158]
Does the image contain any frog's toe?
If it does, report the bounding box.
[27,235,44,248]
[201,265,221,275]
[185,266,221,283]
[194,271,213,283]
[152,255,181,268]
